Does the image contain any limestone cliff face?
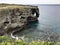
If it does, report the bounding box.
[0,4,39,33]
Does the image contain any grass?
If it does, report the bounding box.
[0,36,60,45]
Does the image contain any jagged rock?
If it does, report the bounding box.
[0,28,6,35]
[0,4,39,34]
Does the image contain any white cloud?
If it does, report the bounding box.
[0,0,60,4]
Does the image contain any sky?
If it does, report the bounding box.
[0,0,60,4]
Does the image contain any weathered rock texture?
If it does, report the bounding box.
[0,4,39,35]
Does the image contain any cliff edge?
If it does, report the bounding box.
[0,4,39,35]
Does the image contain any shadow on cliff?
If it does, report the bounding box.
[26,20,39,29]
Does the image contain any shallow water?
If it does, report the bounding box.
[14,5,60,42]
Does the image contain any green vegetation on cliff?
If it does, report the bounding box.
[0,36,60,45]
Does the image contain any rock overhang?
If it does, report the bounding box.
[0,4,39,34]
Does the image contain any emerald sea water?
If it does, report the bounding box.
[14,5,60,42]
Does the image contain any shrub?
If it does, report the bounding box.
[0,36,58,45]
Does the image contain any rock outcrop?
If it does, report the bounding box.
[0,4,39,34]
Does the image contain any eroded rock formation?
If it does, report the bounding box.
[0,4,39,35]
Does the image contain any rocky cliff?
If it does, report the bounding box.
[0,4,39,35]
